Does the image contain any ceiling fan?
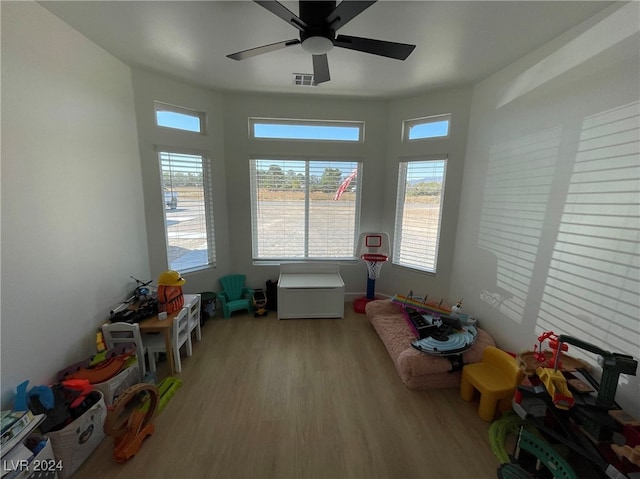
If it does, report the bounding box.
[226,1,416,84]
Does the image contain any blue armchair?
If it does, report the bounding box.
[218,274,253,318]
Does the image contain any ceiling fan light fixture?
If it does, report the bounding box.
[301,36,333,55]
[226,1,417,84]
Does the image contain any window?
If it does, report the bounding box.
[155,102,206,134]
[249,159,362,261]
[159,150,216,271]
[393,159,447,273]
[250,118,363,142]
[403,114,451,141]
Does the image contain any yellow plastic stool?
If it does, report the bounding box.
[460,346,523,422]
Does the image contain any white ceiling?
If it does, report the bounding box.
[41,1,613,99]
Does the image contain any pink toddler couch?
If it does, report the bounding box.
[365,299,496,390]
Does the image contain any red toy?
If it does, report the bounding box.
[533,331,569,369]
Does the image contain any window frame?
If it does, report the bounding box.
[249,157,363,263]
[402,114,451,142]
[154,101,207,135]
[249,118,364,143]
[157,147,216,272]
[393,157,448,274]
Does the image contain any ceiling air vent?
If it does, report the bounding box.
[293,73,317,87]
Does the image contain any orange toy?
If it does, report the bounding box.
[104,383,159,462]
[66,352,133,384]
[611,445,640,466]
[157,270,186,313]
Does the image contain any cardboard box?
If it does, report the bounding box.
[92,364,140,406]
[47,392,106,479]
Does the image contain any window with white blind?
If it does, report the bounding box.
[159,150,216,272]
[393,159,447,273]
[249,159,362,261]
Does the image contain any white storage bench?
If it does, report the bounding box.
[278,263,345,319]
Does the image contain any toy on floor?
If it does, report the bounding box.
[390,292,453,316]
[512,334,639,478]
[104,383,159,463]
[135,376,182,415]
[253,288,268,317]
[551,335,637,409]
[353,232,390,313]
[488,411,528,465]
[498,426,578,479]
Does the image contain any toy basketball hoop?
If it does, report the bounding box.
[362,253,388,280]
[354,233,390,314]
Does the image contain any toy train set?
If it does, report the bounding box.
[393,289,639,478]
[505,334,639,478]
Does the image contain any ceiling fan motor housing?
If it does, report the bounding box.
[299,1,337,26]
[299,1,337,54]
[301,35,334,54]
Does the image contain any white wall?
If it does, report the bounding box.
[451,3,640,415]
[130,69,230,295]
[222,93,391,294]
[1,3,149,408]
[219,90,471,298]
[379,87,472,299]
[130,80,471,300]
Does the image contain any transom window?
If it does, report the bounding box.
[393,159,447,273]
[250,118,363,142]
[249,159,362,261]
[155,102,206,134]
[159,150,216,271]
[403,114,451,141]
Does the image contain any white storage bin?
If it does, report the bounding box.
[277,263,344,319]
[10,436,59,479]
[2,426,59,479]
[92,364,139,406]
[47,392,106,479]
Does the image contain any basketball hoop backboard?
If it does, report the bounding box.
[356,232,390,260]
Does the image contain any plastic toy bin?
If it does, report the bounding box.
[2,435,58,479]
[92,364,139,406]
[47,391,106,479]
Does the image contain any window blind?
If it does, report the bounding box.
[250,159,361,260]
[393,159,447,272]
[159,151,216,271]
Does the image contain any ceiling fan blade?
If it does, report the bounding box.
[254,1,307,31]
[312,54,330,84]
[335,35,415,60]
[325,1,376,31]
[227,39,301,61]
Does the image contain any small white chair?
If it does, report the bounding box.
[101,322,147,381]
[144,308,192,374]
[184,293,202,342]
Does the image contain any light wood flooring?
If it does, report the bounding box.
[73,305,500,479]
